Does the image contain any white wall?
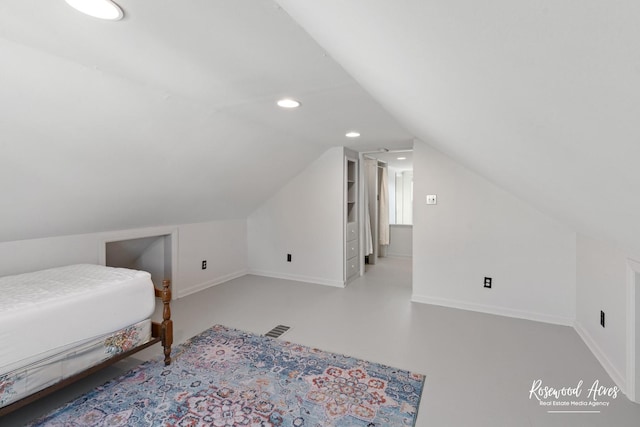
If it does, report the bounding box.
[575,233,631,392]
[387,225,413,257]
[636,272,640,399]
[175,220,247,298]
[0,220,247,299]
[248,146,345,287]
[136,237,167,289]
[412,140,576,325]
[0,234,100,277]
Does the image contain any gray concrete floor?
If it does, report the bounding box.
[4,257,640,426]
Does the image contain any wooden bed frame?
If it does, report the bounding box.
[0,279,174,417]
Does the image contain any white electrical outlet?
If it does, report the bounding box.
[426,194,437,205]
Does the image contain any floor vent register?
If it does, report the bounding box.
[264,324,291,339]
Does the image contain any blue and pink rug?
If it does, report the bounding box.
[30,325,425,426]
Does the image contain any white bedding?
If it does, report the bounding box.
[0,319,151,408]
[0,264,155,372]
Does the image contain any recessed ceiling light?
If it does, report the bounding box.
[345,131,360,138]
[277,99,301,108]
[65,0,124,21]
[397,157,407,160]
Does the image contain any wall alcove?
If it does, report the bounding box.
[99,228,177,291]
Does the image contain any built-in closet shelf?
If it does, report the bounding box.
[344,151,359,283]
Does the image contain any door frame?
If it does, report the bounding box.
[626,257,640,403]
[358,149,413,275]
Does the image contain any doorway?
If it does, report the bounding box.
[360,149,413,274]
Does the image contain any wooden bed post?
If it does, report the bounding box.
[151,280,173,365]
[159,279,173,365]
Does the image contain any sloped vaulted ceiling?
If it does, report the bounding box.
[276,0,640,255]
[0,0,413,242]
[4,0,640,256]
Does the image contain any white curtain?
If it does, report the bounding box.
[364,201,374,255]
[379,165,390,246]
[364,159,376,256]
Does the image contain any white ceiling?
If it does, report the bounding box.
[0,0,413,242]
[3,0,640,257]
[277,0,640,255]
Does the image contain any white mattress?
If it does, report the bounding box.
[0,264,155,372]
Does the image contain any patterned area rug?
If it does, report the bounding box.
[29,325,425,426]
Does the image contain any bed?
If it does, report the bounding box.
[0,264,173,416]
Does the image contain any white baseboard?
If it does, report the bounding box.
[410,294,574,326]
[385,252,412,258]
[248,269,345,288]
[574,321,626,393]
[174,269,248,299]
